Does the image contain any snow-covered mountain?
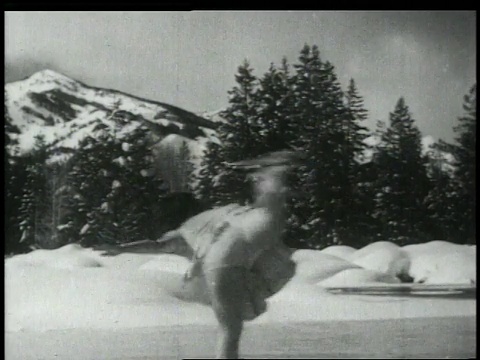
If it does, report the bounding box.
[5,69,220,161]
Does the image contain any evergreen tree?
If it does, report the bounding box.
[436,84,476,243]
[69,118,171,246]
[344,79,370,163]
[202,60,261,206]
[288,45,360,248]
[256,57,297,152]
[372,97,430,245]
[67,132,119,246]
[178,140,194,192]
[5,94,28,253]
[17,135,49,249]
[155,137,194,193]
[195,141,224,207]
[105,123,169,242]
[286,44,328,248]
[423,143,458,241]
[338,79,372,245]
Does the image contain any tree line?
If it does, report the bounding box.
[195,44,476,249]
[4,44,476,254]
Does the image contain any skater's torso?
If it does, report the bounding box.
[179,203,285,270]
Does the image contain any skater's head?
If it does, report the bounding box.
[226,149,305,170]
[226,149,304,208]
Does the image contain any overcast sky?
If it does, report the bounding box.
[5,11,476,142]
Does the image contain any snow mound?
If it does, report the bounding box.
[403,240,467,259]
[318,268,401,287]
[405,242,476,284]
[348,241,400,261]
[5,244,103,270]
[5,250,214,332]
[290,249,321,262]
[319,245,356,260]
[351,247,411,279]
[291,250,361,284]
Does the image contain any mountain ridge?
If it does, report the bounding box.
[8,69,218,130]
[5,69,220,160]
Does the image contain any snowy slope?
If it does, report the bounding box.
[5,69,219,159]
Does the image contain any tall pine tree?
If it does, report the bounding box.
[256,57,297,153]
[338,79,372,246]
[198,60,261,206]
[435,84,476,244]
[288,45,362,248]
[287,44,327,247]
[423,141,458,241]
[372,97,430,245]
[5,93,28,253]
[17,135,50,249]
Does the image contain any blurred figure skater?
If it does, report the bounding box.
[161,150,301,358]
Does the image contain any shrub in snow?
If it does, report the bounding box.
[291,250,361,284]
[318,268,401,287]
[319,245,356,260]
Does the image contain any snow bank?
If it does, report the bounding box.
[5,244,103,270]
[319,245,356,260]
[318,268,401,287]
[5,248,214,332]
[403,240,466,259]
[404,241,476,284]
[4,240,476,333]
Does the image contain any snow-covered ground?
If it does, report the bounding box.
[5,240,476,358]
